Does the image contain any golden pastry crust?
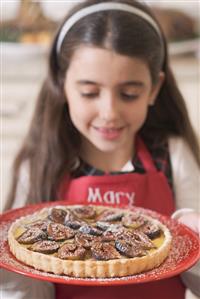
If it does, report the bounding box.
[8,205,172,278]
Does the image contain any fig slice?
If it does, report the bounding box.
[91,242,121,260]
[75,233,100,249]
[57,242,86,260]
[115,240,147,258]
[30,240,60,254]
[138,222,161,239]
[131,231,156,249]
[122,212,146,229]
[48,208,67,224]
[25,220,48,232]
[96,221,110,231]
[102,231,116,242]
[65,220,84,230]
[98,210,124,222]
[72,206,96,219]
[117,230,156,250]
[47,222,75,241]
[79,224,102,236]
[17,228,47,244]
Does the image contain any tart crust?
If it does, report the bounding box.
[8,205,172,278]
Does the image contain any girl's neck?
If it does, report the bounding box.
[80,141,135,173]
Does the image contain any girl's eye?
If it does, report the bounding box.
[121,93,139,101]
[81,93,98,99]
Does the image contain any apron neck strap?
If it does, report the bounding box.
[136,137,157,172]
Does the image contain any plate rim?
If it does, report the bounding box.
[0,202,200,286]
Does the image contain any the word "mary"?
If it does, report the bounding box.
[87,187,135,206]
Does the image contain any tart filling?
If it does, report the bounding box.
[8,205,172,278]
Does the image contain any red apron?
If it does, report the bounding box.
[56,138,185,299]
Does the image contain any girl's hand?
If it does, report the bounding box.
[172,209,200,234]
[178,212,200,234]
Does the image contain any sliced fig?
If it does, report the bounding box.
[102,231,116,242]
[30,240,60,254]
[64,209,75,222]
[122,213,146,229]
[115,240,146,258]
[48,208,67,224]
[75,233,100,249]
[131,231,156,249]
[106,224,124,233]
[57,242,86,260]
[91,242,121,260]
[65,220,84,230]
[98,210,124,222]
[17,228,47,244]
[79,224,102,236]
[138,222,161,239]
[47,222,75,241]
[26,220,48,231]
[73,206,96,219]
[96,221,110,231]
[116,229,155,249]
[116,229,133,240]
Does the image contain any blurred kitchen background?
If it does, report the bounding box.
[1,1,200,213]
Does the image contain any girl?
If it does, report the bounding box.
[2,1,200,299]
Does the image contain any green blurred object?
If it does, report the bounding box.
[0,26,21,42]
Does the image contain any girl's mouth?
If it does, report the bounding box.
[92,126,125,140]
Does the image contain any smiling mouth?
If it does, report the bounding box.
[92,126,125,140]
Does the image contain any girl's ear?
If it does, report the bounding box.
[148,72,165,106]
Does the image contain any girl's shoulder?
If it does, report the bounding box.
[168,136,198,167]
[168,136,200,211]
[168,136,200,182]
[168,136,190,154]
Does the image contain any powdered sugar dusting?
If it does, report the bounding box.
[0,205,199,285]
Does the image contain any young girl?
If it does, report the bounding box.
[2,1,200,299]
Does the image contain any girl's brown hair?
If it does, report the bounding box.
[6,0,199,210]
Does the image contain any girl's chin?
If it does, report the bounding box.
[81,131,133,154]
[90,139,124,153]
[81,139,119,153]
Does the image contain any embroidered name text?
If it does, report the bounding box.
[87,187,135,206]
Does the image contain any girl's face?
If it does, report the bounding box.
[64,46,163,157]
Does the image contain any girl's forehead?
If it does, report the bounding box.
[70,46,146,68]
[67,46,151,82]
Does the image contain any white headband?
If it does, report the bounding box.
[56,2,162,54]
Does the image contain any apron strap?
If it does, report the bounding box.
[136,137,157,172]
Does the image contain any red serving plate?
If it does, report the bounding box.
[0,201,199,286]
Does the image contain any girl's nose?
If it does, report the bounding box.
[99,94,120,122]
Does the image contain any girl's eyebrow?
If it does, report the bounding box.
[76,80,144,87]
[119,81,144,88]
[76,80,97,85]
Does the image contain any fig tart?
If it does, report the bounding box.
[8,205,172,278]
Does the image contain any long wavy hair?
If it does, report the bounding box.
[6,0,199,209]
